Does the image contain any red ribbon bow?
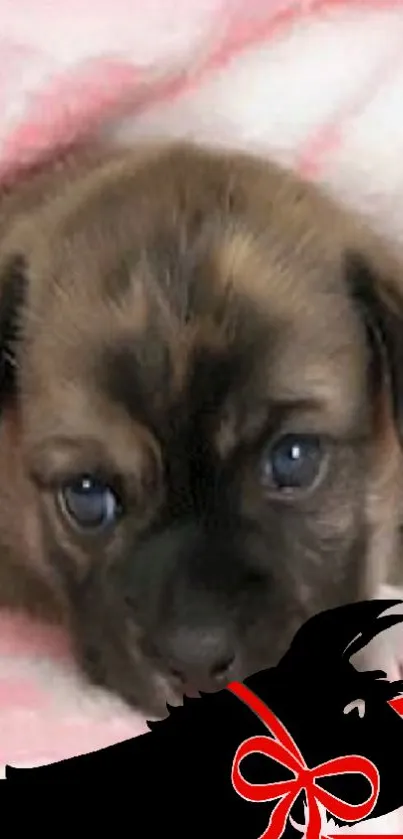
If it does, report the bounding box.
[228,682,379,839]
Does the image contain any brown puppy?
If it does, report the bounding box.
[0,140,402,716]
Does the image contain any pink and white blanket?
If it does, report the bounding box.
[1,0,403,820]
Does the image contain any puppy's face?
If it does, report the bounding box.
[1,143,403,715]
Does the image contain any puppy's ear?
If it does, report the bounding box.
[346,248,403,448]
[0,255,26,408]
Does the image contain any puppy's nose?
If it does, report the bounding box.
[165,627,236,693]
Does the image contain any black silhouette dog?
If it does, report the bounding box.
[6,600,403,839]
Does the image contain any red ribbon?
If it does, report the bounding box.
[228,682,379,839]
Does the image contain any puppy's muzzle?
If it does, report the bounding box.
[158,625,236,694]
[124,519,245,694]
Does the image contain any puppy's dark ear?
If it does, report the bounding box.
[0,255,26,408]
[346,248,403,447]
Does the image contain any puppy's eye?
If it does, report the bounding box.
[58,476,122,532]
[261,434,325,492]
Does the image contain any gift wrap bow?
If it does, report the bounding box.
[228,682,379,839]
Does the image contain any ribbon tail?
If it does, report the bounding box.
[259,789,300,839]
[305,789,324,839]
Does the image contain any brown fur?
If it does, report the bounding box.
[0,141,402,714]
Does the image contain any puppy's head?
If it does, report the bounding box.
[0,143,402,715]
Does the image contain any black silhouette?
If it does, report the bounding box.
[6,600,403,839]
